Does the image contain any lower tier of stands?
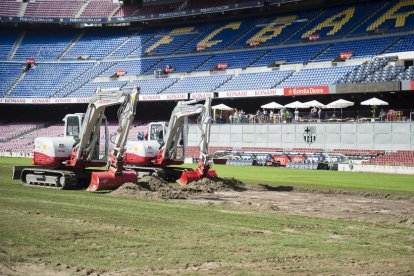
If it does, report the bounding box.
[1,121,413,168]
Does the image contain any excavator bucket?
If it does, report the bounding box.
[88,167,137,191]
[177,169,217,186]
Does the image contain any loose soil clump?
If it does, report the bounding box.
[111,176,246,199]
[184,177,246,193]
[110,176,187,199]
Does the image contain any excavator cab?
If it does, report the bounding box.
[63,113,109,164]
[148,122,165,144]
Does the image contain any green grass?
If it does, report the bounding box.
[4,158,414,194]
[1,157,414,274]
[180,163,414,194]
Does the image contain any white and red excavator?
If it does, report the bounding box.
[12,87,139,191]
[124,97,217,185]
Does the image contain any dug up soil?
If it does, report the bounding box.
[110,176,414,229]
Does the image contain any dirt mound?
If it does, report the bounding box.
[111,176,247,200]
[110,176,187,199]
[184,177,246,193]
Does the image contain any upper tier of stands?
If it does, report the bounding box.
[0,0,264,18]
[2,0,414,61]
[1,0,414,98]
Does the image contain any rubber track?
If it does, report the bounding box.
[22,168,78,190]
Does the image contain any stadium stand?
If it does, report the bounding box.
[62,29,134,60]
[397,65,414,80]
[79,0,119,18]
[337,57,404,84]
[278,66,357,88]
[216,71,294,91]
[68,80,127,98]
[107,32,156,59]
[250,44,328,66]
[54,62,116,98]
[125,78,179,95]
[0,0,20,16]
[163,74,232,94]
[313,37,399,62]
[0,63,24,96]
[0,0,414,99]
[288,1,383,42]
[7,62,91,98]
[150,55,211,74]
[363,151,414,167]
[351,0,414,35]
[24,0,84,18]
[13,29,78,60]
[0,29,21,59]
[0,122,41,142]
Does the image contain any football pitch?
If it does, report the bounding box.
[0,157,413,274]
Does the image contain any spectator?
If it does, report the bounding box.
[137,131,145,140]
[234,109,239,124]
[318,107,322,119]
[256,109,262,123]
[294,108,299,122]
[238,110,244,124]
[285,109,292,123]
[262,109,268,123]
[387,109,395,121]
[229,113,233,124]
[379,109,386,121]
[310,106,317,118]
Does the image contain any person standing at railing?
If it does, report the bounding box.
[379,109,386,121]
[294,108,299,122]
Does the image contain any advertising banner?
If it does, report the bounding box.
[139,93,188,101]
[283,86,329,96]
[218,89,283,98]
[189,92,214,100]
[0,98,91,104]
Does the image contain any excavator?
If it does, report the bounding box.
[124,98,217,185]
[12,87,139,191]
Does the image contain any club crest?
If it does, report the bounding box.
[303,126,316,145]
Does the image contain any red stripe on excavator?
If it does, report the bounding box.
[33,152,67,166]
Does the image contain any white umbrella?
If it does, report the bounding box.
[284,101,307,109]
[326,99,354,118]
[261,101,284,109]
[303,100,326,108]
[326,99,354,108]
[212,103,233,123]
[212,103,233,111]
[360,97,388,106]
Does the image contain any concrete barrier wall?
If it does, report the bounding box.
[188,122,414,150]
[338,163,414,175]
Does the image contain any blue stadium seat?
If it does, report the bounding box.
[14,29,78,60]
[7,62,91,98]
[216,70,294,91]
[278,66,357,88]
[0,62,24,96]
[163,74,232,94]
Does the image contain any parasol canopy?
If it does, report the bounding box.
[326,99,354,109]
[211,103,233,111]
[261,101,284,109]
[303,100,326,108]
[360,97,388,106]
[284,101,307,109]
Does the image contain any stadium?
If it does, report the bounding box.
[0,0,414,274]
